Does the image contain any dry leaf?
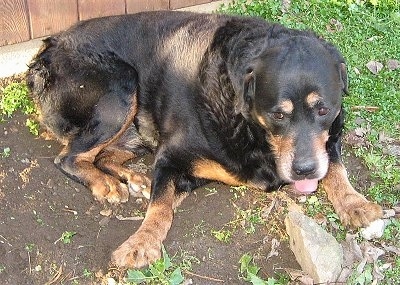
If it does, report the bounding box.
[266,238,280,260]
[285,268,314,285]
[387,59,400,71]
[366,60,383,75]
[326,19,343,33]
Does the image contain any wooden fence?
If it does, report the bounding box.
[0,0,218,46]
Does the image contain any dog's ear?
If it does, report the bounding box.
[233,68,256,117]
[339,62,348,95]
[320,41,349,95]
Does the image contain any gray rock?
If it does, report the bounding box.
[285,211,344,283]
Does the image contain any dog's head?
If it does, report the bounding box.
[233,36,348,193]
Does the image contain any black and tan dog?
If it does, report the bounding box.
[27,11,382,268]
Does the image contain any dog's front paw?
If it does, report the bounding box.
[90,175,129,204]
[337,194,383,228]
[111,231,162,268]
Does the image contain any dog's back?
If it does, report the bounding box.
[26,11,231,141]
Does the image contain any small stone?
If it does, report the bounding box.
[46,179,55,188]
[100,209,112,217]
[360,219,386,240]
[107,277,117,285]
[297,196,307,203]
[285,211,343,283]
[383,209,396,218]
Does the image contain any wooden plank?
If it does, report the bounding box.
[27,0,78,38]
[126,0,169,14]
[170,0,211,10]
[78,0,126,21]
[0,0,30,46]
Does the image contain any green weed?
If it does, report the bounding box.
[83,268,93,278]
[0,83,34,117]
[54,231,77,244]
[25,243,35,252]
[0,82,39,135]
[382,218,400,246]
[126,245,185,285]
[211,229,232,243]
[1,147,10,158]
[239,253,290,285]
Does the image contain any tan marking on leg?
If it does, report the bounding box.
[322,162,383,228]
[112,181,180,268]
[306,91,322,108]
[192,159,244,186]
[95,148,151,199]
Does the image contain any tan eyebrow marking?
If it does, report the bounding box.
[279,100,294,114]
[306,92,322,107]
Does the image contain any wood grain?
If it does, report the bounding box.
[126,0,169,14]
[78,0,125,21]
[170,0,211,10]
[0,0,30,46]
[27,0,78,38]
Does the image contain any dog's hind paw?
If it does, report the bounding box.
[127,174,151,199]
[337,194,383,228]
[111,230,162,268]
[90,176,130,204]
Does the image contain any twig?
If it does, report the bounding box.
[184,270,224,282]
[0,234,12,247]
[63,208,78,215]
[45,265,63,285]
[115,214,144,221]
[27,251,32,274]
[351,106,379,112]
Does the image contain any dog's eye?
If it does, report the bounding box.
[272,112,285,120]
[318,107,330,116]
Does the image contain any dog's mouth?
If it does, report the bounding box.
[292,178,319,194]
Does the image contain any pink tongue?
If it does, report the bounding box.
[293,179,319,193]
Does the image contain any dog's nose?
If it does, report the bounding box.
[292,160,316,176]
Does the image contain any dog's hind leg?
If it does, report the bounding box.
[57,90,139,204]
